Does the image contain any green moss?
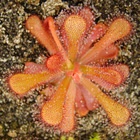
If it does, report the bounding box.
[60,136,66,140]
[60,136,74,140]
[68,137,74,140]
[89,133,100,140]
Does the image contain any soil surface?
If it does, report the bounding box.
[0,0,139,139]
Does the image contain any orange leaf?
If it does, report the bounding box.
[63,15,86,62]
[78,84,99,110]
[88,44,119,65]
[79,23,107,57]
[75,85,89,117]
[26,15,58,55]
[80,65,122,85]
[59,80,76,132]
[44,17,72,69]
[9,71,59,95]
[109,64,129,82]
[41,76,71,126]
[80,18,131,64]
[24,62,48,74]
[81,76,130,126]
[79,7,94,31]
[45,54,62,70]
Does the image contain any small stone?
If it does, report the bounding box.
[27,0,40,6]
[0,125,4,137]
[19,125,28,134]
[11,121,18,129]
[137,78,140,84]
[14,38,20,44]
[28,125,35,133]
[41,0,68,17]
[7,130,17,138]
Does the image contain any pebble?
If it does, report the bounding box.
[7,130,17,138]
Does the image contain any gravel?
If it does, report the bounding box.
[0,0,139,139]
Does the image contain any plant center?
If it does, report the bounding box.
[66,63,82,83]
